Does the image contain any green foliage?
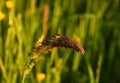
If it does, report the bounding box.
[0,0,120,83]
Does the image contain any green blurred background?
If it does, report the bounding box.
[0,0,120,83]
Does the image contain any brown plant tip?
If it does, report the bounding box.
[42,34,85,54]
[32,34,85,55]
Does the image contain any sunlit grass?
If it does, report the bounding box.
[0,0,120,83]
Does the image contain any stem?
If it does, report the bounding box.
[85,55,94,83]
[21,73,26,83]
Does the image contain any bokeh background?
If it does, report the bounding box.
[0,0,120,83]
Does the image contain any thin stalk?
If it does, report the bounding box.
[85,55,94,83]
